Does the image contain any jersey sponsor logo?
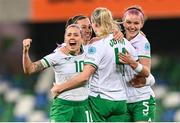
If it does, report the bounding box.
[65,57,72,61]
[144,42,150,51]
[88,46,96,54]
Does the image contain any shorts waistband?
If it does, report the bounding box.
[54,97,88,106]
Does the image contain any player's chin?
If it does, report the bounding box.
[127,31,138,38]
[69,46,77,51]
[85,36,91,41]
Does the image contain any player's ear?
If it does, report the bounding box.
[140,21,144,29]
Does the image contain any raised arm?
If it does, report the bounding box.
[22,39,45,74]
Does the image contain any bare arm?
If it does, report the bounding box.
[130,57,150,77]
[119,51,150,77]
[130,57,154,87]
[51,64,95,96]
[22,39,45,74]
[138,57,151,75]
[121,55,153,87]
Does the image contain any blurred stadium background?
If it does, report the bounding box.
[0,0,180,122]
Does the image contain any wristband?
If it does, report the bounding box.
[134,63,143,73]
[145,73,155,86]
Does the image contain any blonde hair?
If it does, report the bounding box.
[91,7,116,37]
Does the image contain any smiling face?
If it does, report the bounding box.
[76,18,92,44]
[123,12,144,40]
[64,25,83,55]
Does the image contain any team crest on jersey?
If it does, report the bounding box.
[88,46,96,54]
[144,42,150,51]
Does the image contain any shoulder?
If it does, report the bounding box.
[132,33,151,50]
[137,32,150,44]
[45,48,66,60]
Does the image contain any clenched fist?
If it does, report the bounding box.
[23,39,32,52]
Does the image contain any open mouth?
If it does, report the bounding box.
[69,42,77,46]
